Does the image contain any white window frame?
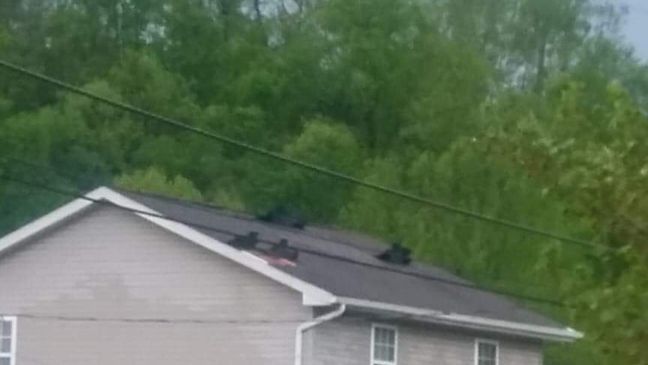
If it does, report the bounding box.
[0,316,17,365]
[370,323,398,365]
[474,339,499,365]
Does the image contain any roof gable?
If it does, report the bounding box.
[0,187,336,306]
[0,186,582,342]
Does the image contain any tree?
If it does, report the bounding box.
[2,1,648,363]
[316,0,489,152]
[241,118,363,221]
[115,167,204,201]
[478,79,648,364]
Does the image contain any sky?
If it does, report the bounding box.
[624,0,648,60]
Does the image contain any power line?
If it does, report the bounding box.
[0,172,567,308]
[1,156,563,301]
[0,59,604,251]
[0,157,603,304]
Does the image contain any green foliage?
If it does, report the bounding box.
[1,1,648,364]
[477,77,648,364]
[317,0,489,151]
[242,118,363,221]
[115,167,203,201]
[342,142,585,298]
[108,51,201,121]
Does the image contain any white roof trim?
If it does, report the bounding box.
[338,297,583,343]
[0,187,336,306]
[0,196,94,254]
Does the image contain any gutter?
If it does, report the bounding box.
[294,304,346,365]
[338,297,583,343]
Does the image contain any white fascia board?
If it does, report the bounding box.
[0,187,336,306]
[0,195,94,254]
[338,297,583,343]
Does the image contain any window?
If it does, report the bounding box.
[475,339,498,365]
[371,324,397,365]
[0,317,16,365]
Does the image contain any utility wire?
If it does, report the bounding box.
[0,172,567,308]
[0,59,604,250]
[0,157,563,301]
[4,152,571,294]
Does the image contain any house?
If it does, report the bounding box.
[0,186,582,365]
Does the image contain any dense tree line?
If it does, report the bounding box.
[1,1,647,363]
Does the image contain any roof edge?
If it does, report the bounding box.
[338,297,583,343]
[0,186,337,307]
[0,193,95,255]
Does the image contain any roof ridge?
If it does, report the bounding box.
[114,187,254,219]
[115,187,392,251]
[121,189,480,285]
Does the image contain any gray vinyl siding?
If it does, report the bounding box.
[306,316,543,365]
[0,206,311,365]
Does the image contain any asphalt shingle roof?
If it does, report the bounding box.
[120,189,564,330]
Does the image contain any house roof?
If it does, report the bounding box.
[0,187,582,342]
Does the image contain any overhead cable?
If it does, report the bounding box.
[0,172,567,308]
[0,59,603,250]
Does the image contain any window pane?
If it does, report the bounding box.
[387,346,395,360]
[0,358,9,365]
[377,328,384,342]
[478,342,497,365]
[375,345,392,362]
[386,329,395,344]
[373,327,396,362]
[375,328,395,344]
[0,322,10,337]
[0,339,10,353]
[376,345,386,360]
[375,328,383,343]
